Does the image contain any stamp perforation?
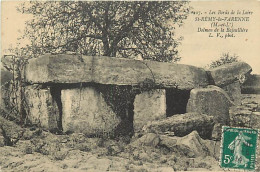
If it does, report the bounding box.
[219,126,259,171]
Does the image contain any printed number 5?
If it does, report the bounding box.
[224,155,232,164]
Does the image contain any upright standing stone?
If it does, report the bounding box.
[25,85,60,131]
[61,87,121,136]
[134,89,166,132]
[25,54,209,89]
[186,85,234,125]
[222,81,242,105]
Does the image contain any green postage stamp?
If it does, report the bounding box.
[220,126,258,170]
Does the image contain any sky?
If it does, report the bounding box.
[1,0,260,73]
[177,1,260,73]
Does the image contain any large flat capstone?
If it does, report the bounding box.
[207,62,252,86]
[133,89,166,132]
[186,85,234,125]
[61,87,121,136]
[25,54,209,90]
[25,54,93,84]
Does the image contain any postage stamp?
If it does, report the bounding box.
[220,126,258,170]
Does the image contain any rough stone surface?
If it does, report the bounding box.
[25,86,60,131]
[229,106,252,128]
[131,133,160,147]
[134,89,166,132]
[94,56,209,89]
[25,54,93,84]
[229,94,260,129]
[186,85,234,125]
[251,112,260,129]
[207,62,252,86]
[0,116,224,172]
[142,113,214,139]
[61,87,121,136]
[222,81,242,105]
[159,131,212,158]
[25,54,209,89]
[229,106,260,129]
[211,123,223,141]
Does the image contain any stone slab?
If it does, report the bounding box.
[229,106,260,129]
[159,131,213,158]
[222,81,242,105]
[25,54,209,90]
[25,54,93,84]
[186,85,234,125]
[207,62,252,86]
[133,89,166,132]
[130,133,160,147]
[61,87,121,136]
[94,56,209,89]
[25,86,60,131]
[142,113,214,139]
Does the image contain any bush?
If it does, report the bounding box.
[208,53,239,69]
[1,54,29,124]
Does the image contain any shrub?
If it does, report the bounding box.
[208,53,239,69]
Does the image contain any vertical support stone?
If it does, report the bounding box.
[25,85,60,131]
[186,85,234,125]
[222,81,242,105]
[61,87,121,136]
[134,89,166,132]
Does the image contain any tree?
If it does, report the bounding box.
[208,53,240,69]
[1,48,29,124]
[18,1,189,62]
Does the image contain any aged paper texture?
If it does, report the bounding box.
[1,1,260,171]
